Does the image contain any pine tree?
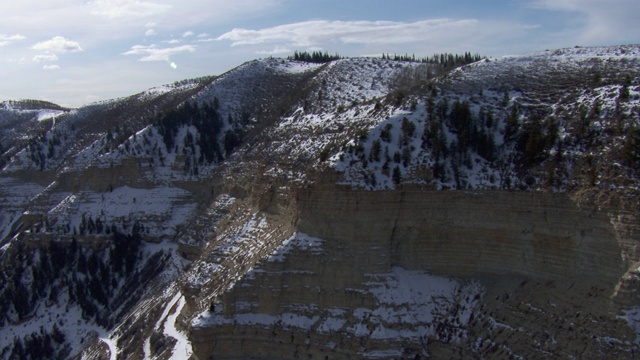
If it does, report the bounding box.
[369,139,381,162]
[380,123,393,143]
[521,118,545,166]
[401,117,416,144]
[622,126,639,168]
[392,166,402,185]
[504,105,519,141]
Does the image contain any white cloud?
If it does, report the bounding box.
[196,37,216,43]
[43,64,61,71]
[255,46,291,55]
[32,36,83,53]
[216,19,479,48]
[122,44,195,61]
[33,54,59,62]
[215,18,549,58]
[166,39,182,44]
[170,62,177,69]
[2,1,283,46]
[532,0,640,43]
[6,57,27,64]
[145,22,157,36]
[0,33,25,46]
[90,0,171,19]
[182,31,195,38]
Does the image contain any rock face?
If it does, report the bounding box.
[190,187,639,359]
[297,188,627,279]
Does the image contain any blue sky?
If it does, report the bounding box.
[1,0,639,107]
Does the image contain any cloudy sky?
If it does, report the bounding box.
[1,0,639,107]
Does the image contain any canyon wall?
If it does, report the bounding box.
[295,188,627,281]
[190,187,639,359]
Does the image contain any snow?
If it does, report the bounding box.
[193,266,483,343]
[0,289,111,358]
[505,44,640,62]
[317,315,347,333]
[142,288,194,360]
[268,232,324,262]
[0,177,45,242]
[2,45,639,358]
[361,349,403,358]
[87,123,224,182]
[186,211,280,291]
[273,60,324,74]
[142,82,198,98]
[161,293,193,359]
[37,109,65,122]
[192,227,484,348]
[351,267,483,342]
[0,102,68,124]
[331,102,503,190]
[368,267,457,307]
[252,57,428,185]
[194,310,320,330]
[102,336,118,360]
[0,231,190,359]
[619,307,640,344]
[189,57,320,133]
[321,45,640,191]
[46,185,197,237]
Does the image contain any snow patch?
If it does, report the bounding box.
[37,109,65,122]
[161,293,193,359]
[619,307,640,343]
[268,232,324,262]
[46,186,197,237]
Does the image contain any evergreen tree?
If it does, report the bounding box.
[622,126,640,168]
[369,139,381,162]
[619,75,632,102]
[380,123,393,143]
[290,50,341,63]
[520,117,546,166]
[401,117,416,144]
[392,166,402,185]
[504,105,519,141]
[449,100,472,135]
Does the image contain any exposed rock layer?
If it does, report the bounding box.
[296,188,627,280]
[191,187,639,359]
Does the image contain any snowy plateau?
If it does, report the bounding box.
[0,45,639,359]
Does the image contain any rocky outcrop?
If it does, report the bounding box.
[190,187,639,359]
[296,188,626,280]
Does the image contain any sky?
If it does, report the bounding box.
[1,0,640,108]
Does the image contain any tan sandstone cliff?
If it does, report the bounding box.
[186,186,639,359]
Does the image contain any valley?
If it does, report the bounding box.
[0,45,639,359]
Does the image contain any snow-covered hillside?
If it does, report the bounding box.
[0,45,639,359]
[325,45,640,193]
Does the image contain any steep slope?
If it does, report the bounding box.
[0,60,327,359]
[0,45,638,359]
[191,190,633,359]
[182,45,640,359]
[0,78,227,358]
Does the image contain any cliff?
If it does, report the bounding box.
[188,186,639,359]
